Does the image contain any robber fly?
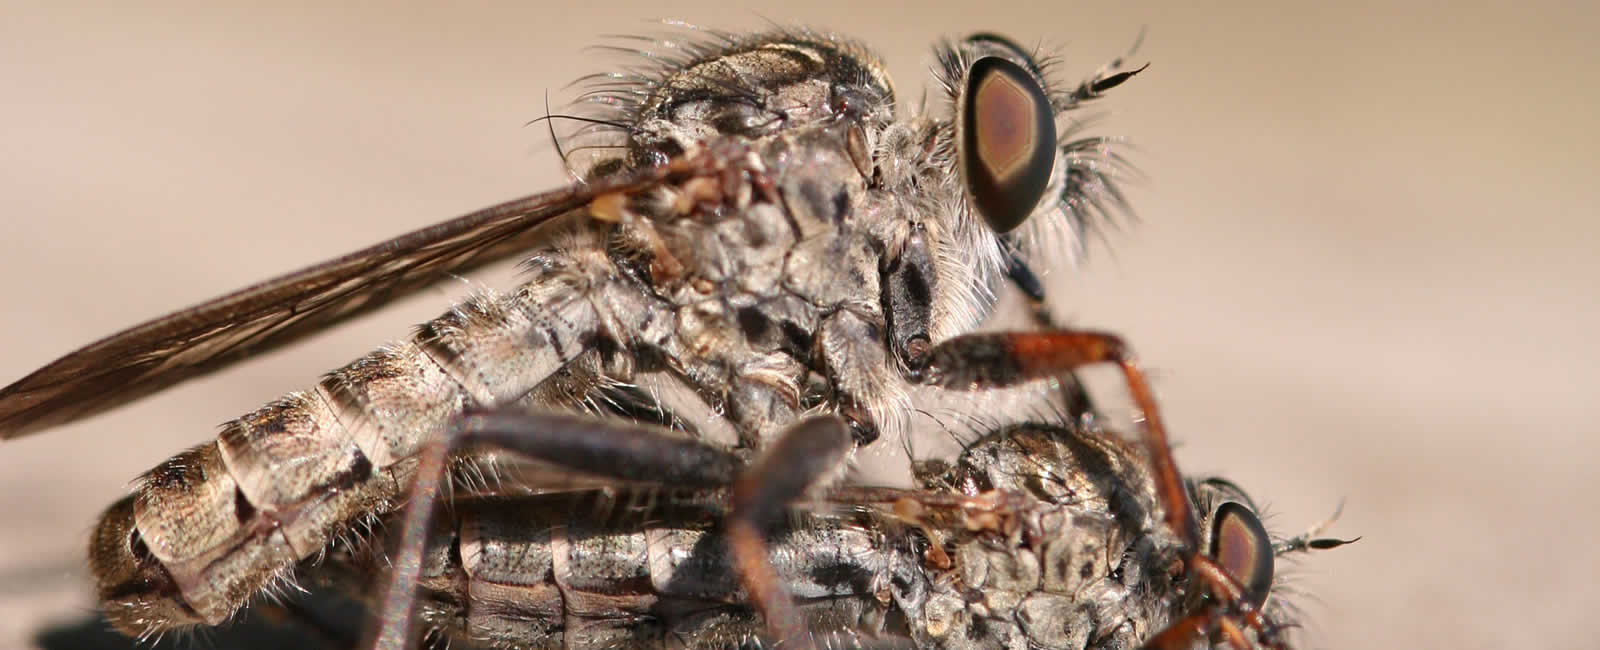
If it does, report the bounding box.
[302,391,1350,650]
[0,23,1279,648]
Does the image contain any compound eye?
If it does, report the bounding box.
[1209,501,1276,609]
[958,56,1056,234]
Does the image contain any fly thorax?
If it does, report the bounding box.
[624,33,895,169]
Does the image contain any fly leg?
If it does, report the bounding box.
[816,307,895,444]
[1002,247,1097,421]
[725,416,852,650]
[908,330,1282,649]
[1003,243,1057,329]
[366,411,851,650]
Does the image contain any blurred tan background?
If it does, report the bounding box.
[0,1,1594,648]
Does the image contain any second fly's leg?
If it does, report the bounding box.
[909,330,1281,649]
[367,411,852,650]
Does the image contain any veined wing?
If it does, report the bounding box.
[0,165,672,439]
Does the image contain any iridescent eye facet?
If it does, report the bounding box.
[958,56,1055,234]
[1210,501,1276,609]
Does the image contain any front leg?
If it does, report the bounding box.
[803,224,940,446]
[815,306,898,445]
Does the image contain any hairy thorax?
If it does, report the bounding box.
[542,33,988,448]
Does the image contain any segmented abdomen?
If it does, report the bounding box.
[89,269,604,635]
[307,491,901,649]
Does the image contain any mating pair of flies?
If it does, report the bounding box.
[1,25,1348,649]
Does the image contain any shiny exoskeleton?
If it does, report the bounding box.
[0,27,1140,638]
[309,415,1321,650]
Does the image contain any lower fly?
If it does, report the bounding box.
[301,395,1350,649]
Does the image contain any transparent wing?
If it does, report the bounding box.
[0,166,670,439]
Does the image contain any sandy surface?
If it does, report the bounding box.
[0,2,1594,649]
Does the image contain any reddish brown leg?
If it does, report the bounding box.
[914,330,1278,648]
[727,416,853,650]
[1142,611,1252,650]
[916,331,1197,542]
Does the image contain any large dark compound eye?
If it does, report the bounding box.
[957,55,1056,234]
[1209,501,1276,609]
